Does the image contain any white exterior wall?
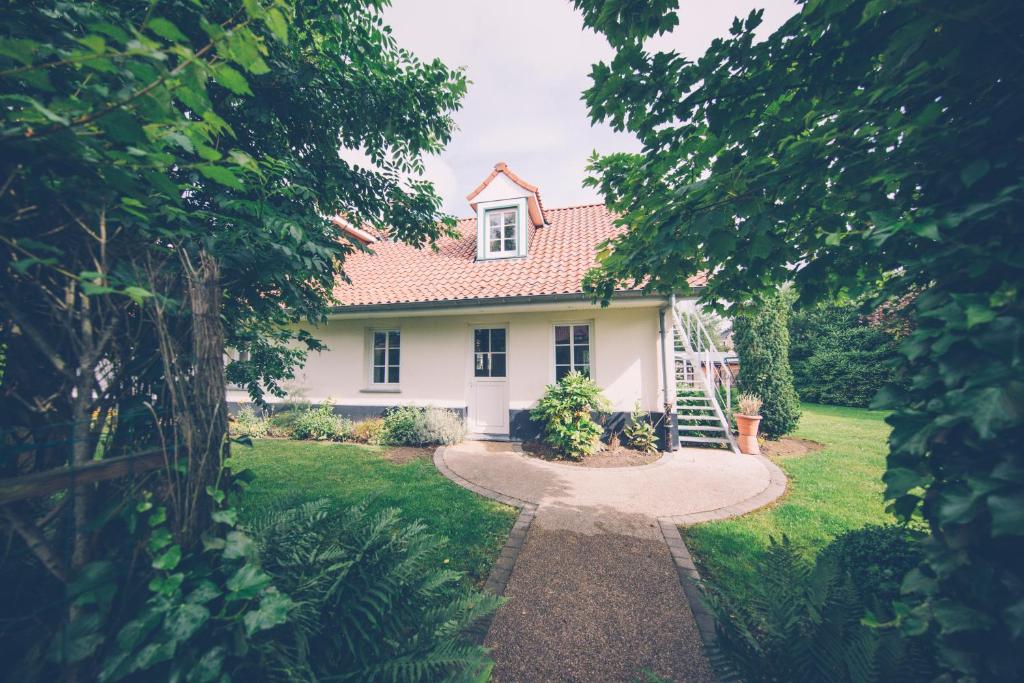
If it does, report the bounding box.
[232,302,668,414]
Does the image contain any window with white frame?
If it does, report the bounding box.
[554,323,591,380]
[371,329,400,384]
[485,208,518,257]
[473,328,507,377]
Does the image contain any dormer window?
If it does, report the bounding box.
[467,162,547,262]
[486,208,519,257]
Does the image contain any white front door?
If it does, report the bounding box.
[468,326,509,435]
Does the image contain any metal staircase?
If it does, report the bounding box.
[671,298,740,454]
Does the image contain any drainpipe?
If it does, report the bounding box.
[659,300,679,451]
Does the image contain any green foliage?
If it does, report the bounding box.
[379,406,467,446]
[623,401,659,453]
[248,499,500,682]
[233,407,269,439]
[819,526,925,614]
[291,403,352,442]
[351,417,386,445]
[733,290,801,439]
[530,371,610,459]
[790,303,901,408]
[707,537,936,683]
[574,0,1024,676]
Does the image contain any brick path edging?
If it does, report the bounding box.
[433,446,538,644]
[658,453,788,681]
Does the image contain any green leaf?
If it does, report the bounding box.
[116,608,163,651]
[189,646,226,683]
[222,530,255,560]
[197,164,244,190]
[212,508,238,525]
[77,35,106,53]
[213,64,253,96]
[147,18,188,43]
[163,603,210,642]
[153,544,182,571]
[148,527,173,552]
[148,572,184,597]
[265,8,289,44]
[988,493,1024,537]
[132,640,177,672]
[226,563,271,597]
[186,580,222,605]
[243,590,294,636]
[122,286,153,305]
[960,159,990,188]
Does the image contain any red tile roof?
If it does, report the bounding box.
[332,203,706,308]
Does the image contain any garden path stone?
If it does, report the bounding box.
[436,442,787,682]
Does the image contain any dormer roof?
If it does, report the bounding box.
[466,161,547,227]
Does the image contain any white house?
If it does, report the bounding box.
[229,163,736,450]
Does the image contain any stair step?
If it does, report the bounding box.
[676,413,719,420]
[678,435,732,445]
[677,396,713,403]
[678,424,726,432]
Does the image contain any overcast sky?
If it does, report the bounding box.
[378,0,800,217]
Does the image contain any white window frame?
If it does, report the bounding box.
[552,322,593,382]
[369,328,401,386]
[483,207,519,258]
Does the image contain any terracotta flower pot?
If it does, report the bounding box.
[735,413,762,455]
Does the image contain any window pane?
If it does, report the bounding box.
[489,225,501,240]
[504,224,515,239]
[578,365,591,378]
[554,325,570,344]
[475,353,489,377]
[504,237,516,252]
[489,239,501,252]
[555,345,570,365]
[474,329,489,352]
[373,366,385,384]
[573,346,589,366]
[573,325,589,344]
[388,348,400,365]
[491,353,506,377]
[374,349,385,365]
[387,366,399,383]
[503,211,516,227]
[556,365,570,381]
[373,332,386,349]
[388,331,400,348]
[491,329,506,352]
[489,213,501,227]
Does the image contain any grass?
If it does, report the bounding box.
[230,439,518,583]
[684,403,895,604]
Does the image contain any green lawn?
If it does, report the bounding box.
[684,403,895,603]
[230,440,518,583]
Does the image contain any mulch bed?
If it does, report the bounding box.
[760,436,824,458]
[520,440,662,468]
[379,446,434,464]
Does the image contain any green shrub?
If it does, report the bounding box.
[291,403,352,442]
[233,406,269,439]
[707,537,937,682]
[265,402,312,438]
[623,401,659,453]
[351,418,385,445]
[249,499,500,682]
[819,525,926,613]
[733,288,801,439]
[789,303,901,408]
[530,371,610,460]
[380,406,466,446]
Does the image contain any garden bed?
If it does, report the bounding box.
[759,435,824,458]
[520,440,661,468]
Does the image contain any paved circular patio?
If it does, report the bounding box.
[437,441,787,530]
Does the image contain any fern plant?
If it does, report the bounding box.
[706,537,936,683]
[248,499,502,682]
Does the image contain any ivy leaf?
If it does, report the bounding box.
[152,544,182,571]
[222,530,255,560]
[243,590,294,636]
[225,563,271,598]
[988,493,1024,537]
[960,159,990,188]
[163,603,210,642]
[186,580,222,605]
[189,646,226,683]
[212,508,238,525]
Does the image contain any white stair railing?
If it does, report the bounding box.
[671,297,740,454]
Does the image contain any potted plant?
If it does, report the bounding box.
[735,394,763,455]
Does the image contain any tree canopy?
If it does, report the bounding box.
[573,0,1024,678]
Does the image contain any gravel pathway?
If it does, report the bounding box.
[435,442,787,682]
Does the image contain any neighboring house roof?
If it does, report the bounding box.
[332,201,706,309]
